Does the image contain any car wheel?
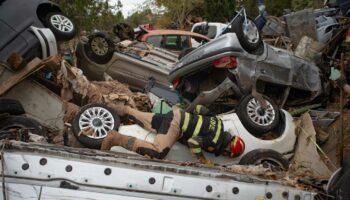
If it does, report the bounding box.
[0,116,47,138]
[72,103,120,149]
[0,98,25,115]
[230,15,263,53]
[84,32,115,65]
[327,155,350,199]
[178,47,196,60]
[236,94,280,136]
[239,149,289,170]
[44,12,76,41]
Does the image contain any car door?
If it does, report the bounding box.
[0,0,30,61]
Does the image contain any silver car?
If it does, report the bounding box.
[76,32,178,91]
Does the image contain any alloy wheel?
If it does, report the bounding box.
[242,19,260,44]
[246,98,275,126]
[78,106,115,139]
[91,37,109,56]
[50,14,74,33]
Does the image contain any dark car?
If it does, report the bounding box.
[0,0,76,62]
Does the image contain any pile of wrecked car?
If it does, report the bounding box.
[0,0,350,199]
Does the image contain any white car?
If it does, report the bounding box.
[191,22,228,39]
[72,98,296,168]
[115,110,296,167]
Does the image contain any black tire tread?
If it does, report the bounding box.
[0,116,47,137]
[239,149,289,169]
[0,98,25,115]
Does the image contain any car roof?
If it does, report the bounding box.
[142,29,210,40]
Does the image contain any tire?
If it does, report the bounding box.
[44,12,76,41]
[178,47,196,60]
[236,94,280,136]
[113,23,135,41]
[230,15,263,53]
[328,155,350,199]
[0,98,25,115]
[72,103,120,149]
[84,32,115,65]
[239,149,289,170]
[0,116,47,138]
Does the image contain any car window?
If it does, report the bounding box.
[207,26,217,39]
[192,24,217,39]
[162,35,188,51]
[192,25,203,34]
[146,36,162,47]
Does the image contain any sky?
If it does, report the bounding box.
[110,0,147,17]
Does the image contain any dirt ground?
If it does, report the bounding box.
[318,101,350,167]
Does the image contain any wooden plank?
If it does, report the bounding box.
[0,57,42,95]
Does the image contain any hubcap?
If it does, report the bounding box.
[78,107,115,139]
[91,37,109,56]
[92,118,103,127]
[50,14,74,32]
[242,19,259,44]
[246,98,275,126]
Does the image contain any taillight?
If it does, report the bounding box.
[212,56,237,69]
[172,77,181,89]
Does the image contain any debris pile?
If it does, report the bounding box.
[1,4,350,199]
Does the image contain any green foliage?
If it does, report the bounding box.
[154,0,204,29]
[203,0,235,22]
[265,0,291,16]
[52,0,124,33]
[241,0,291,17]
[125,9,158,28]
[292,0,323,11]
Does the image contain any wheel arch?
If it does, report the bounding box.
[36,2,62,21]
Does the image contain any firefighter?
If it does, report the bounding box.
[83,104,245,165]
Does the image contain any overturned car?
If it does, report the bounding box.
[169,32,326,108]
[76,32,178,91]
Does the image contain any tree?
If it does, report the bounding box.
[203,0,235,22]
[125,9,158,28]
[52,0,124,32]
[239,0,291,17]
[292,0,323,11]
[153,0,204,29]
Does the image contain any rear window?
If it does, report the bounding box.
[162,35,189,51]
